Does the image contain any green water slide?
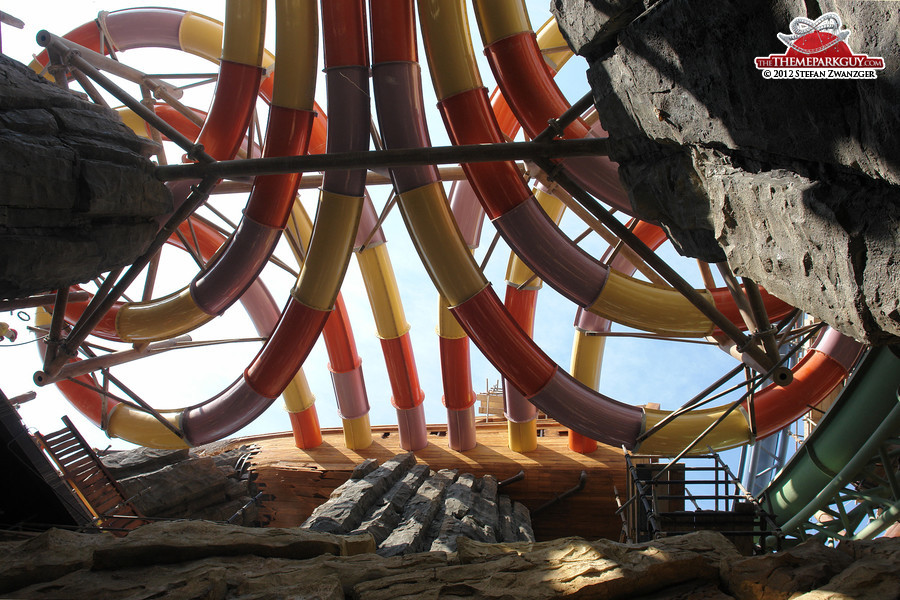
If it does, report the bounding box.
[760,345,900,541]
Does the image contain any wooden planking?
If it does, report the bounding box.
[235,422,627,541]
[35,418,147,535]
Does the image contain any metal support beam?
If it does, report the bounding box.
[155,138,611,181]
[0,292,91,312]
[36,30,212,164]
[531,159,775,372]
[42,177,219,377]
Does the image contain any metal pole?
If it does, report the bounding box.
[45,177,219,374]
[0,292,91,312]
[532,160,775,372]
[155,138,611,181]
[742,277,783,364]
[651,324,824,481]
[41,288,70,373]
[532,90,595,144]
[637,362,746,443]
[36,30,212,164]
[34,336,191,385]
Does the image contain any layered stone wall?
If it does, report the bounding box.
[3,526,899,598]
[0,55,171,300]
[302,453,535,556]
[100,444,261,526]
[553,0,900,344]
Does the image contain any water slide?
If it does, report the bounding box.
[759,345,900,537]
[31,3,425,451]
[26,1,873,470]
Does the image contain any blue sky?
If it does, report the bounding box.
[1,0,740,452]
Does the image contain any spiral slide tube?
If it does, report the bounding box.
[35,6,323,346]
[568,219,669,454]
[502,188,566,452]
[34,4,268,342]
[240,0,371,448]
[438,18,584,451]
[33,2,277,447]
[37,4,387,451]
[409,0,864,452]
[441,13,791,452]
[38,218,320,447]
[434,181,486,451]
[760,346,900,533]
[421,0,797,344]
[473,0,629,213]
[33,0,370,449]
[437,296,478,451]
[354,207,427,451]
[489,16,648,453]
[369,0,633,449]
[280,200,371,450]
[124,10,410,451]
[57,102,331,448]
[286,202,372,450]
[370,0,451,452]
[108,0,313,345]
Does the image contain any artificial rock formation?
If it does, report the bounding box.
[553,0,900,345]
[2,527,899,599]
[100,444,261,526]
[0,55,171,300]
[302,453,535,556]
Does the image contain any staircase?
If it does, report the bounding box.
[35,416,147,535]
[622,450,781,554]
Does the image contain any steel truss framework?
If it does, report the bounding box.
[784,436,900,544]
[17,10,894,537]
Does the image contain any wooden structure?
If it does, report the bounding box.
[235,420,627,542]
[35,416,146,535]
[0,390,90,532]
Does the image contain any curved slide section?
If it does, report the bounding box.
[422,0,792,341]
[502,188,566,452]
[108,1,310,344]
[473,0,629,213]
[281,203,369,450]
[355,224,427,451]
[37,3,410,452]
[760,346,900,533]
[37,0,370,449]
[241,0,370,447]
[411,0,862,452]
[37,6,314,345]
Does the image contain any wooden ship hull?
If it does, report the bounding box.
[235,420,627,542]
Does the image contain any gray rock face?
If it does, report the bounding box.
[4,528,900,599]
[100,444,260,526]
[378,467,458,557]
[118,456,228,517]
[550,0,659,61]
[305,455,537,557]
[0,55,171,300]
[556,0,900,344]
[708,163,900,345]
[303,452,417,535]
[351,463,430,545]
[100,447,189,480]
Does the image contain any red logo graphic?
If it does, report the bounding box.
[755,12,885,79]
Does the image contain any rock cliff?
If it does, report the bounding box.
[552,0,900,344]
